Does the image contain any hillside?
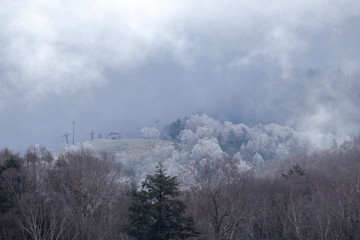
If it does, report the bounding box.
[87,138,173,157]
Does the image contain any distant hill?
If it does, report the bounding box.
[87,139,173,157]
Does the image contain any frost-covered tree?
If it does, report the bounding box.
[141,127,160,139]
[115,114,348,183]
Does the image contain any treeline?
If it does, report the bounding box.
[122,114,344,183]
[1,137,360,239]
[0,148,131,240]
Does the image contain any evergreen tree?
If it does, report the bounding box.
[282,164,305,178]
[0,150,22,215]
[168,118,185,141]
[123,162,200,240]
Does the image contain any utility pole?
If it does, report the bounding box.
[90,130,95,140]
[154,120,160,127]
[62,132,70,145]
[72,121,76,145]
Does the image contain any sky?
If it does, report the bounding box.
[1,0,360,151]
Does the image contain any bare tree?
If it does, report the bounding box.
[49,149,131,240]
[16,192,73,240]
[185,157,257,240]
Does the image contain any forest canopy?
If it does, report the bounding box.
[1,132,360,239]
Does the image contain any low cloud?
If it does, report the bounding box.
[0,0,360,150]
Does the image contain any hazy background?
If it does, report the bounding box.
[1,0,360,151]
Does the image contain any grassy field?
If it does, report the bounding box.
[87,138,173,157]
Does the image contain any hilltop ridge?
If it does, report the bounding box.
[87,138,173,157]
